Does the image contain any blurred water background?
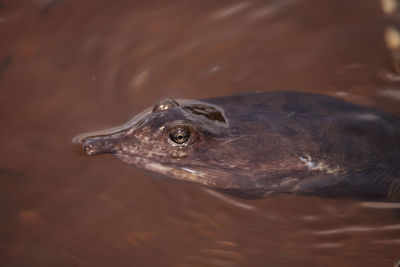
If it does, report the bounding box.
[1,0,400,266]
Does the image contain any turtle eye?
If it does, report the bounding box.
[169,127,190,145]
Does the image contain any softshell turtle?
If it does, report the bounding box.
[74,91,400,201]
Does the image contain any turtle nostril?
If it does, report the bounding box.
[83,143,95,155]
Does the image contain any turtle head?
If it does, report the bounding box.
[73,98,244,189]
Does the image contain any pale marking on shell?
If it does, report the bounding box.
[299,155,342,175]
[357,113,379,121]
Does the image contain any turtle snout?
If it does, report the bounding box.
[75,136,116,156]
[82,139,103,156]
[72,130,127,156]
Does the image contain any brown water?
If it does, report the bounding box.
[1,0,400,266]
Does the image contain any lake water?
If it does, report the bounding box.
[1,0,400,266]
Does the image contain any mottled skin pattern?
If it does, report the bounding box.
[75,91,400,201]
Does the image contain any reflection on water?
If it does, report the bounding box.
[0,0,399,266]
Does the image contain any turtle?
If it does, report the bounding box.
[73,91,400,201]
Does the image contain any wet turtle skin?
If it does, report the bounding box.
[74,91,400,201]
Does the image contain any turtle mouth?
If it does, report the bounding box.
[112,153,201,176]
[113,153,244,189]
[113,153,224,186]
[114,154,173,173]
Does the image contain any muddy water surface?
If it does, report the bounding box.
[1,0,400,266]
